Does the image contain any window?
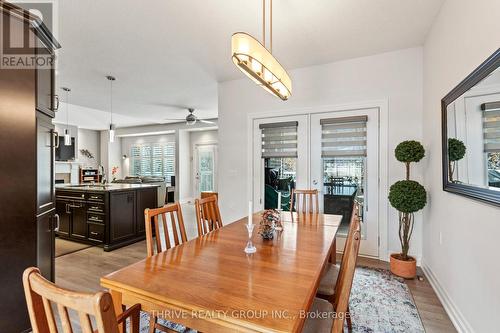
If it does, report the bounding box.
[130,142,175,179]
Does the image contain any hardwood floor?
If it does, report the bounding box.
[55,204,457,332]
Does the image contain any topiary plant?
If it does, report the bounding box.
[389,141,427,261]
[447,138,466,182]
[395,140,425,180]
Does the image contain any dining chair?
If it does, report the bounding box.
[303,228,362,333]
[317,203,361,330]
[144,202,188,257]
[144,203,188,333]
[23,267,141,333]
[290,189,319,213]
[195,195,223,236]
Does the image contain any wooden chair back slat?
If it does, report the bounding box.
[41,296,57,333]
[22,267,124,333]
[331,214,362,333]
[290,189,319,214]
[195,196,223,236]
[57,303,73,333]
[144,202,188,257]
[78,312,93,333]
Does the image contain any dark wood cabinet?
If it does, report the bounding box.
[109,191,136,243]
[37,113,56,214]
[56,186,157,251]
[70,201,88,239]
[0,3,60,332]
[37,210,56,282]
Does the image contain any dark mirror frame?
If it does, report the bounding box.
[442,48,500,206]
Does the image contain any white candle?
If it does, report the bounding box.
[248,201,253,225]
[277,192,281,210]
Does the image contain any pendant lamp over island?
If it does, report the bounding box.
[61,87,72,146]
[231,0,291,100]
[106,75,116,143]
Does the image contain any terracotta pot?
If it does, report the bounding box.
[390,253,416,279]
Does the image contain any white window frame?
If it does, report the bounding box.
[130,142,176,179]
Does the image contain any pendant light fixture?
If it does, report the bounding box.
[231,0,291,100]
[61,87,72,146]
[106,75,116,143]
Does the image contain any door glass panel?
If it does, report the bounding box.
[199,151,214,192]
[264,157,296,211]
[323,157,365,235]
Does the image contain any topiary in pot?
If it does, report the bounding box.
[389,140,427,278]
[447,138,466,182]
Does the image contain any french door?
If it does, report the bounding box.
[310,109,379,257]
[253,109,380,258]
[194,144,218,197]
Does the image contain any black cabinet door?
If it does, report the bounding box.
[36,112,55,215]
[35,42,55,117]
[55,200,70,236]
[37,209,55,282]
[136,188,157,235]
[70,202,87,239]
[109,191,136,242]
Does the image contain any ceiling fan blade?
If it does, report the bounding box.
[199,119,216,125]
[163,118,185,121]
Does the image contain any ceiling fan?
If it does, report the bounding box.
[162,107,216,126]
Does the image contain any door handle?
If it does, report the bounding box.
[54,214,60,232]
[312,180,318,185]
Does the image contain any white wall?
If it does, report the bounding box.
[218,47,424,260]
[120,134,176,176]
[176,130,191,201]
[422,0,500,332]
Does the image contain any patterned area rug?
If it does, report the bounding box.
[132,266,424,333]
[348,266,424,333]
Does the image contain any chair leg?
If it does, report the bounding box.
[346,305,353,332]
[149,315,157,333]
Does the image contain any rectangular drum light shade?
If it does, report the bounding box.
[232,32,292,101]
[482,102,500,152]
[260,121,298,158]
[321,116,368,157]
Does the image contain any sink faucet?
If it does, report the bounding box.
[98,165,107,184]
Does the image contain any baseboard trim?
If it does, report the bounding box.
[421,263,473,333]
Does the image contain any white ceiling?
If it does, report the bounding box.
[54,0,444,130]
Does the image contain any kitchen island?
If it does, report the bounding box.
[55,184,158,251]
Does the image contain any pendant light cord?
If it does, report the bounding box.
[66,89,69,128]
[262,0,273,52]
[110,78,113,125]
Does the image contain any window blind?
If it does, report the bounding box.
[130,142,175,178]
[482,102,500,153]
[260,121,298,158]
[320,116,368,157]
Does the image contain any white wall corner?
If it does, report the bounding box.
[421,262,473,333]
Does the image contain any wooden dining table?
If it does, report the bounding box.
[101,212,341,333]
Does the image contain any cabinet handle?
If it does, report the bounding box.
[54,94,60,111]
[54,132,59,149]
[90,231,99,236]
[67,203,83,209]
[54,214,60,232]
[65,203,71,214]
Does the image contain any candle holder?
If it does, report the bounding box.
[244,224,257,254]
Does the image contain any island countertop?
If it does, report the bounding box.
[55,183,159,192]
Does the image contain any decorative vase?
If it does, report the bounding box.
[260,228,274,240]
[390,253,416,279]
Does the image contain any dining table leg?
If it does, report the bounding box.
[110,289,124,333]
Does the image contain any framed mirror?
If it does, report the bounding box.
[442,48,500,206]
